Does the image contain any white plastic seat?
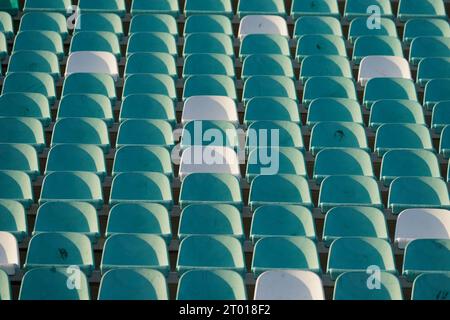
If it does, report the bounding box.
[0,232,19,275]
[65,51,119,81]
[182,96,238,126]
[238,15,289,39]
[358,56,412,86]
[179,146,241,181]
[395,208,450,249]
[254,270,325,300]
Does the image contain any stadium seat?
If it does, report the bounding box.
[177,270,247,300]
[327,237,396,280]
[74,13,123,39]
[291,0,340,19]
[440,125,450,158]
[109,172,173,209]
[0,231,19,275]
[344,0,393,20]
[369,100,425,128]
[131,0,180,17]
[182,96,238,125]
[13,31,62,59]
[238,0,285,17]
[348,17,397,44]
[300,56,352,83]
[0,269,11,300]
[179,173,242,209]
[410,37,450,66]
[186,0,233,17]
[78,0,126,17]
[417,57,450,87]
[252,236,320,276]
[250,205,315,243]
[294,16,342,39]
[0,200,27,242]
[313,148,373,183]
[106,203,171,244]
[127,32,177,57]
[432,101,450,133]
[39,172,103,209]
[398,0,447,21]
[45,144,106,181]
[120,94,175,127]
[58,94,114,127]
[112,146,174,180]
[23,0,70,15]
[116,119,174,148]
[65,52,119,81]
[243,76,297,103]
[183,75,236,101]
[184,15,232,36]
[249,175,312,211]
[296,35,347,61]
[0,92,50,127]
[0,117,45,153]
[183,33,233,57]
[411,273,450,300]
[178,204,244,241]
[98,269,168,300]
[424,79,450,110]
[70,31,121,61]
[101,234,169,275]
[0,11,13,39]
[246,121,304,152]
[244,97,300,125]
[123,74,176,101]
[177,235,245,275]
[0,170,33,209]
[388,177,450,214]
[238,15,289,39]
[34,201,100,243]
[254,270,324,300]
[183,54,234,78]
[125,53,176,79]
[358,56,411,86]
[129,14,178,37]
[19,12,67,39]
[242,54,294,80]
[303,77,357,106]
[24,232,94,275]
[0,0,18,15]
[380,149,441,186]
[62,73,116,104]
[8,50,60,79]
[309,122,369,155]
[363,78,417,108]
[239,34,290,60]
[403,18,450,44]
[2,72,56,104]
[334,272,403,300]
[374,123,433,156]
[19,268,90,300]
[353,36,403,64]
[306,98,363,125]
[403,239,450,281]
[323,207,388,246]
[180,120,239,150]
[0,144,39,180]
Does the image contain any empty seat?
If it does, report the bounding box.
[101,234,169,275]
[348,17,397,44]
[440,125,450,158]
[0,200,27,242]
[0,92,50,127]
[410,37,450,66]
[131,0,180,17]
[244,97,300,125]
[417,57,450,87]
[303,77,357,106]
[246,121,304,152]
[186,0,233,17]
[388,177,450,214]
[334,271,403,300]
[23,0,71,14]
[0,269,11,300]
[238,0,285,17]
[363,78,417,108]
[424,79,450,110]
[296,35,347,61]
[7,50,60,79]
[62,73,116,104]
[19,268,90,300]
[344,0,393,20]
[109,172,173,210]
[309,122,369,155]
[127,32,177,57]
[239,34,290,59]
[0,171,33,209]
[300,56,352,83]
[238,15,288,39]
[0,0,18,15]
[380,149,441,186]
[120,94,176,126]
[65,52,119,81]
[178,204,244,241]
[123,74,176,101]
[369,100,425,128]
[181,120,239,150]
[74,13,123,38]
[183,33,233,57]
[403,239,450,281]
[411,273,450,300]
[177,270,246,300]
[358,56,411,86]
[98,269,168,300]
[58,94,113,127]
[327,237,396,280]
[398,0,447,21]
[242,54,294,80]
[70,31,121,60]
[179,173,242,209]
[19,12,67,40]
[403,19,450,44]
[2,72,56,104]
[0,231,19,275]
[177,235,245,275]
[313,148,373,183]
[78,0,126,17]
[0,11,13,39]
[183,75,236,101]
[294,16,342,39]
[323,206,388,246]
[13,30,63,59]
[0,143,39,180]
[353,36,403,64]
[184,14,232,36]
[106,203,171,244]
[432,101,450,133]
[291,0,340,18]
[116,119,174,148]
[182,96,238,125]
[34,202,99,242]
[306,98,363,125]
[0,117,45,153]
[129,14,178,37]
[243,76,297,103]
[125,52,176,79]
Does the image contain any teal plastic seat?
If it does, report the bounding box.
[0,269,11,300]
[0,117,45,153]
[125,52,177,78]
[129,14,178,37]
[109,172,173,209]
[250,205,316,243]
[417,57,450,87]
[300,56,352,83]
[239,34,290,60]
[410,37,450,66]
[24,232,94,275]
[291,0,340,19]
[441,125,450,158]
[353,36,403,64]
[242,54,294,80]
[19,268,90,300]
[0,144,39,180]
[403,239,450,281]
[0,171,33,209]
[243,76,297,104]
[123,74,176,101]
[184,15,233,36]
[116,119,174,148]
[244,97,300,125]
[179,204,244,241]
[363,78,417,108]
[13,30,63,59]
[186,0,233,17]
[249,174,312,210]
[101,234,169,275]
[98,269,168,300]
[184,33,233,57]
[309,122,368,155]
[0,0,18,15]
[238,0,285,17]
[348,17,397,44]
[19,12,67,40]
[0,200,27,242]
[294,16,342,39]
[180,120,239,150]
[412,273,450,300]
[34,202,100,243]
[307,98,363,125]
[380,149,441,186]
[369,100,425,129]
[404,19,450,44]
[183,53,235,78]
[388,177,450,214]
[62,73,116,104]
[131,0,180,17]
[58,94,113,127]
[177,270,246,300]
[432,101,450,133]
[106,203,171,244]
[78,0,126,17]
[179,173,243,209]
[424,79,450,110]
[7,50,60,80]
[2,72,56,104]
[398,0,447,22]
[296,35,347,61]
[74,13,123,39]
[177,235,245,275]
[252,236,320,276]
[313,148,373,183]
[70,31,121,61]
[23,0,69,15]
[45,144,106,181]
[374,123,433,156]
[327,237,396,280]
[0,11,13,39]
[0,92,51,127]
[323,207,388,246]
[334,271,403,300]
[344,0,393,20]
[127,32,177,57]
[183,75,236,101]
[303,76,356,107]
